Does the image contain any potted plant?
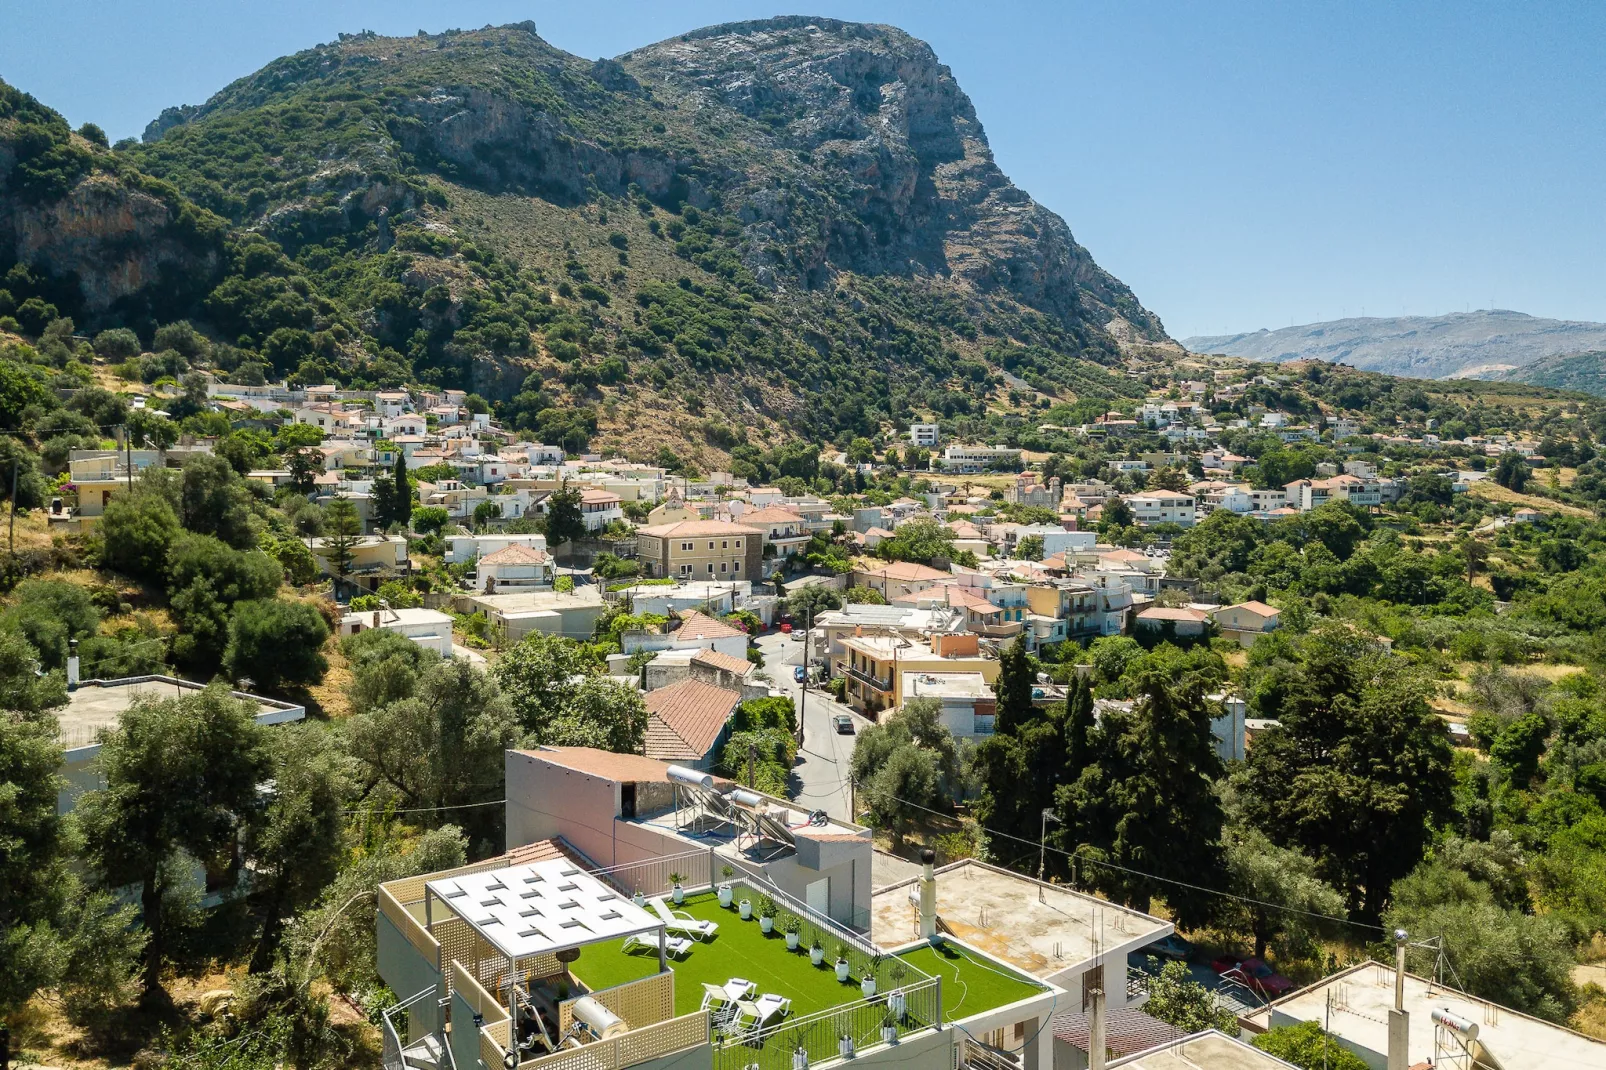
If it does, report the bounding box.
[633,888,645,907]
[739,897,753,920]
[791,1047,809,1070]
[834,943,851,983]
[810,937,825,966]
[718,865,735,908]
[880,1011,898,1045]
[783,916,801,950]
[887,962,909,1018]
[758,895,778,933]
[838,1033,855,1059]
[669,871,686,905]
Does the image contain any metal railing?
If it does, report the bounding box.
[1126,965,1150,1001]
[844,666,894,692]
[381,987,440,1070]
[711,975,941,1070]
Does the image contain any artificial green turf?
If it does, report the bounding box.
[895,943,1047,1021]
[569,892,870,1019]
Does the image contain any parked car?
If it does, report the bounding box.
[1212,956,1295,998]
[1140,933,1194,962]
[793,665,807,684]
[833,714,855,735]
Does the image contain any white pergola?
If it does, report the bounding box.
[425,858,666,1020]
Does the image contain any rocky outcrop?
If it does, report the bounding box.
[0,165,222,323]
[620,17,1167,341]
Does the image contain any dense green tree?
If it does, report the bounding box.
[1238,626,1454,922]
[786,582,842,619]
[875,518,955,564]
[1059,654,1226,924]
[0,629,68,716]
[412,505,449,535]
[1222,825,1347,959]
[1,578,101,670]
[1252,1022,1370,1070]
[244,724,351,971]
[92,327,142,361]
[98,477,181,582]
[494,631,645,751]
[167,533,284,669]
[284,444,321,494]
[1143,960,1241,1035]
[343,657,521,850]
[180,453,257,548]
[992,636,1036,736]
[223,598,330,690]
[1099,496,1134,530]
[1493,451,1529,491]
[545,481,585,547]
[1385,857,1577,1022]
[76,686,271,1002]
[321,497,361,581]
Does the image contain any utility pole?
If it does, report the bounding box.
[1038,808,1062,883]
[798,605,811,748]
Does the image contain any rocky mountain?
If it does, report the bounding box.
[1184,309,1606,382]
[0,18,1172,462]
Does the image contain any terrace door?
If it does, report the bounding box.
[805,878,829,919]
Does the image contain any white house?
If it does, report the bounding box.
[444,533,550,565]
[1125,490,1196,527]
[338,606,455,657]
[476,544,555,593]
[908,422,940,447]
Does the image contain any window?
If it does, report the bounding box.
[707,563,715,574]
[720,563,727,573]
[708,541,715,550]
[735,539,742,549]
[732,561,740,573]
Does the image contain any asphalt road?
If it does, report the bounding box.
[753,630,871,823]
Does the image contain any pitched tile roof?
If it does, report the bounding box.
[643,679,742,762]
[637,519,761,537]
[674,611,743,641]
[518,746,670,783]
[481,544,551,565]
[740,505,807,523]
[858,560,951,582]
[690,648,754,676]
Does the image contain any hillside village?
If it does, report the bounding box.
[7,13,1606,1070]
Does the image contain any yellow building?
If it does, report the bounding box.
[635,519,760,581]
[834,633,998,717]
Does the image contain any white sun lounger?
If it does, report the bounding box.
[649,896,719,940]
[623,931,693,958]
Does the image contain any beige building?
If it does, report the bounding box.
[635,519,760,581]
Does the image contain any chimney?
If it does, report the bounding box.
[1088,981,1107,1070]
[1388,929,1409,1070]
[918,848,937,940]
[66,639,80,690]
[372,610,381,630]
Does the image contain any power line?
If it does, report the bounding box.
[340,797,506,815]
[887,792,1386,935]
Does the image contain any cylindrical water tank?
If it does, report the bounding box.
[571,995,628,1040]
[730,789,765,810]
[667,765,715,790]
[1431,1008,1479,1041]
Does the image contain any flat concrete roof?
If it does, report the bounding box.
[902,671,990,700]
[1111,1030,1295,1070]
[870,859,1170,979]
[1262,962,1606,1070]
[59,677,303,752]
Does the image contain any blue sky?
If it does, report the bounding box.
[4,1,1602,339]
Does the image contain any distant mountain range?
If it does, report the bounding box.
[1183,310,1606,388]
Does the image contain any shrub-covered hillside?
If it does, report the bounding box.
[3,18,1171,461]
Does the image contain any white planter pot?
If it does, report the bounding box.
[718,885,733,908]
[835,961,850,982]
[810,947,824,965]
[786,932,800,950]
[881,1027,897,1045]
[860,977,877,998]
[888,991,906,1018]
[760,916,774,934]
[739,900,752,920]
[838,1037,854,1059]
[672,885,685,905]
[633,892,645,907]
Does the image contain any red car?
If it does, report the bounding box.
[1211,956,1295,998]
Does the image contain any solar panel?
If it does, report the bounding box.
[427,858,661,959]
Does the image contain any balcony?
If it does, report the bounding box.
[970,620,1024,639]
[844,665,893,693]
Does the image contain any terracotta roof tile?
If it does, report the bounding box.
[674,611,743,641]
[642,679,741,761]
[690,648,754,676]
[637,519,760,537]
[481,544,551,565]
[517,746,670,782]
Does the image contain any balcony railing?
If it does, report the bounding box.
[845,665,893,692]
[1126,965,1151,1002]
